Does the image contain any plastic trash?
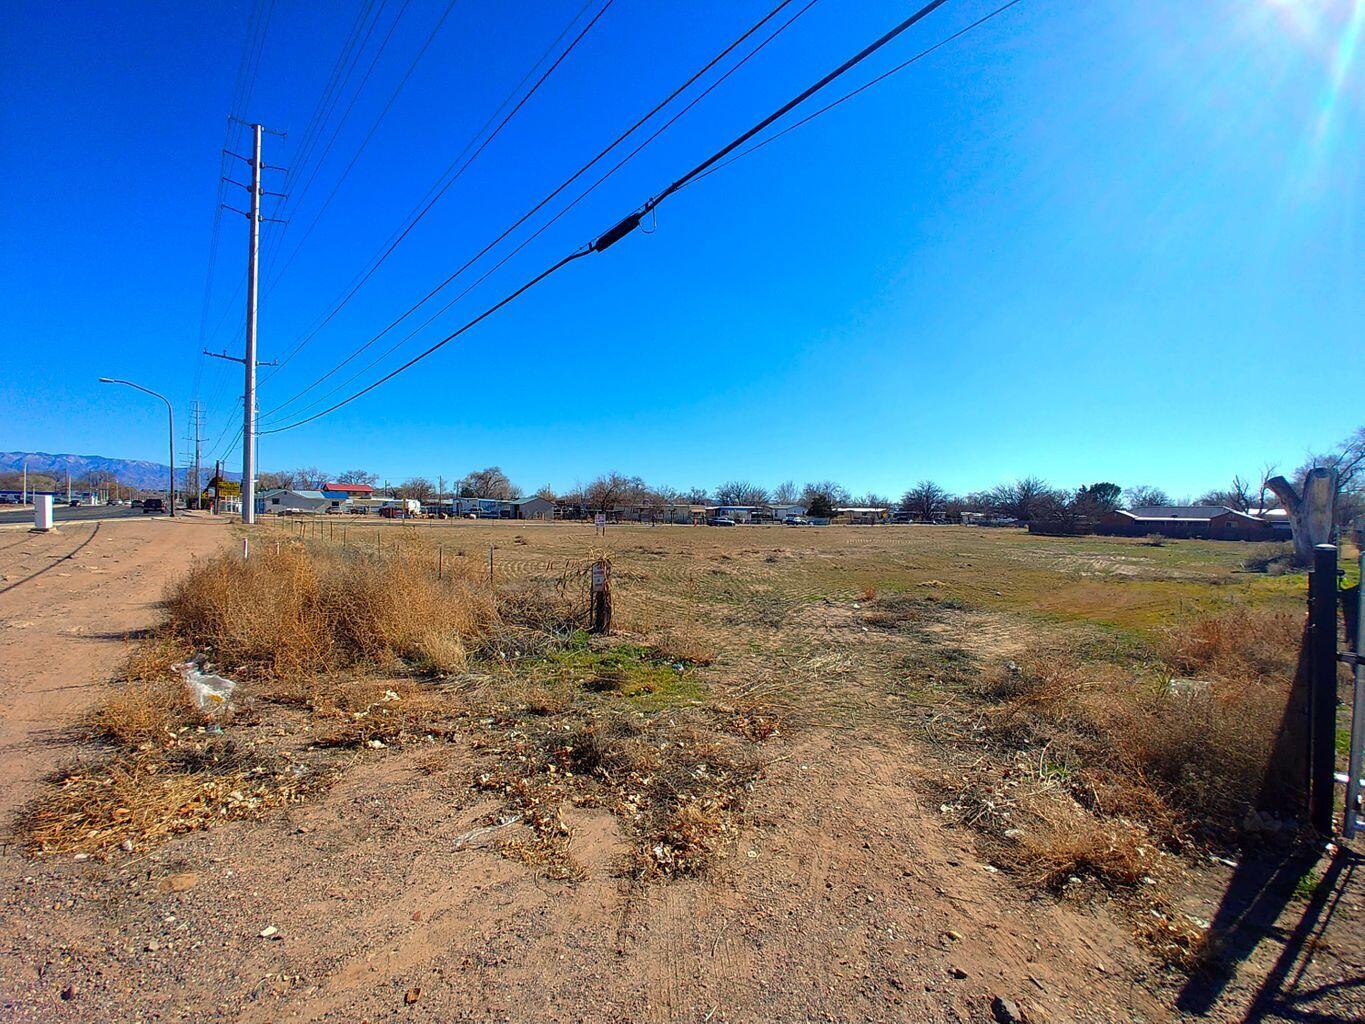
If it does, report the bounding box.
[176,660,236,713]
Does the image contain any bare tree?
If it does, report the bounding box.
[800,480,849,518]
[534,483,557,501]
[292,466,329,490]
[1256,463,1278,511]
[458,466,521,500]
[772,480,799,504]
[1290,425,1365,528]
[715,480,770,506]
[336,468,378,485]
[899,480,950,520]
[258,469,297,490]
[1197,475,1253,511]
[584,472,648,511]
[989,477,1054,522]
[1123,484,1171,509]
[398,477,436,501]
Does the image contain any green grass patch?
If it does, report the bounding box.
[527,632,706,710]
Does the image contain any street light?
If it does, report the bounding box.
[98,377,175,517]
[21,455,30,506]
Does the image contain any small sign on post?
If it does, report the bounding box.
[590,558,612,634]
[594,512,606,537]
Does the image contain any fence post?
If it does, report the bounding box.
[1344,547,1365,837]
[590,558,612,634]
[1308,543,1339,834]
[438,544,443,580]
[488,544,494,584]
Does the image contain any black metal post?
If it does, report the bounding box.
[1308,543,1339,834]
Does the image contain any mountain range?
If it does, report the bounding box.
[0,452,240,491]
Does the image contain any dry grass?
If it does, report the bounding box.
[474,702,769,879]
[164,544,498,681]
[643,625,716,666]
[20,743,319,858]
[1013,791,1150,891]
[1160,606,1302,684]
[87,635,201,747]
[969,606,1303,857]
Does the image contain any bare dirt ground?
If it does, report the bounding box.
[0,519,1360,1022]
[0,514,229,819]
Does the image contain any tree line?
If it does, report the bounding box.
[252,425,1363,524]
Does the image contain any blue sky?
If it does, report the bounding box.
[1,0,1361,498]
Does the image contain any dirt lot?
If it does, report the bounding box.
[0,518,1359,1022]
[0,514,230,819]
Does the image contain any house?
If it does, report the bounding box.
[1098,505,1280,540]
[767,504,806,521]
[322,482,375,501]
[1245,507,1293,535]
[257,488,332,515]
[709,505,759,524]
[509,496,554,520]
[834,506,891,525]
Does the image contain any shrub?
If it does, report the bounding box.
[163,545,498,681]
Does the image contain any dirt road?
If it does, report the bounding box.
[0,514,229,818]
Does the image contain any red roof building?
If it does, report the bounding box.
[322,482,375,496]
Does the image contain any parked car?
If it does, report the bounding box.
[782,516,810,526]
[142,498,165,514]
[324,505,344,514]
[131,499,143,508]
[378,506,407,519]
[348,507,368,514]
[68,499,80,507]
[708,517,737,527]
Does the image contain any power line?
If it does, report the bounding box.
[262,0,967,435]
[261,0,458,292]
[260,0,817,427]
[683,0,1024,189]
[193,0,275,421]
[280,0,381,216]
[260,0,802,420]
[199,0,377,417]
[262,0,411,274]
[258,0,611,386]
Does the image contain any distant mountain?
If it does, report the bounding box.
[0,452,240,492]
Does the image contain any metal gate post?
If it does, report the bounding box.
[1309,544,1339,834]
[1344,547,1365,838]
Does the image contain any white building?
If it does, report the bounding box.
[257,489,332,515]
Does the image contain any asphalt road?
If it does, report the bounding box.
[0,504,152,527]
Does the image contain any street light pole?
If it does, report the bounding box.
[98,378,175,517]
[21,457,29,506]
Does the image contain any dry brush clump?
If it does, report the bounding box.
[20,745,319,858]
[471,699,770,880]
[954,605,1305,896]
[163,544,499,684]
[85,634,200,748]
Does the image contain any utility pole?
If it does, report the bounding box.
[185,401,204,510]
[242,123,261,525]
[209,119,284,526]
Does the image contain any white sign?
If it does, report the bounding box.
[593,513,606,528]
[592,563,606,593]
